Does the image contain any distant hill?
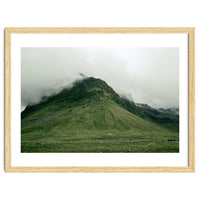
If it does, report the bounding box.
[135,104,179,132]
[21,77,179,153]
[158,107,179,115]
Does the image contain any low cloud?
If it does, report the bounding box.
[21,47,179,110]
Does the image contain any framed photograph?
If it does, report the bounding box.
[5,27,195,173]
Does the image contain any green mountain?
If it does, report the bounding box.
[21,77,179,153]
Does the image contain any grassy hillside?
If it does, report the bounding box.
[21,77,179,153]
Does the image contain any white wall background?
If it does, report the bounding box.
[0,0,199,200]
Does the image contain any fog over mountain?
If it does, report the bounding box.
[21,47,179,110]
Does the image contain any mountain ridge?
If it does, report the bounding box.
[22,77,178,131]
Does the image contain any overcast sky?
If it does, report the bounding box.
[21,47,179,110]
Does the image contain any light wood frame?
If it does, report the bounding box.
[5,27,195,173]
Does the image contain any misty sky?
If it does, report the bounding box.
[21,47,179,110]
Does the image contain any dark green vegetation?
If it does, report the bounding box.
[21,77,179,153]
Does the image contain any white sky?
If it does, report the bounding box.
[21,47,179,109]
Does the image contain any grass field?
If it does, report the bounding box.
[21,130,179,153]
[21,100,179,153]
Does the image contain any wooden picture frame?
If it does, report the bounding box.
[5,27,195,173]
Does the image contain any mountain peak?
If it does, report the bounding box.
[70,76,118,100]
[74,76,111,89]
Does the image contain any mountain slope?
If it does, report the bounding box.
[135,103,179,132]
[21,77,179,153]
